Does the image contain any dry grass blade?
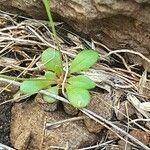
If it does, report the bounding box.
[107,49,150,64]
[139,102,150,112]
[46,116,86,128]
[82,109,150,150]
[0,143,15,150]
[138,70,147,94]
[77,140,113,150]
[127,94,150,118]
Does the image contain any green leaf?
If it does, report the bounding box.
[67,75,95,89]
[41,48,63,76]
[44,71,56,84]
[44,71,55,80]
[43,86,58,103]
[20,79,50,95]
[66,85,91,108]
[69,49,99,73]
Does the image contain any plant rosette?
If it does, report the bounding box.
[20,48,99,108]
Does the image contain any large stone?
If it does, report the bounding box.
[0,0,149,32]
[84,92,113,133]
[10,99,98,149]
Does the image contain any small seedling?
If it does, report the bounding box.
[20,0,99,108]
[20,48,99,108]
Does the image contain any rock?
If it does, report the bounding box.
[35,93,57,112]
[63,103,79,115]
[10,99,98,149]
[84,92,113,133]
[10,101,45,149]
[87,92,113,119]
[45,115,98,149]
[0,0,45,19]
[14,131,31,150]
[93,16,150,71]
[107,122,128,140]
[130,129,150,145]
[115,101,135,121]
[118,140,131,150]
[1,0,149,32]
[83,117,104,133]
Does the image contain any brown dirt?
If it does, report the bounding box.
[0,92,12,146]
[10,95,98,149]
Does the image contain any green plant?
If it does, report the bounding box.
[20,48,98,108]
[20,0,99,108]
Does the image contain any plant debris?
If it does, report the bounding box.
[0,10,150,150]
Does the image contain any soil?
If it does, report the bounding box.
[0,92,12,146]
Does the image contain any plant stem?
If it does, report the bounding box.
[42,0,60,50]
[0,74,49,81]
